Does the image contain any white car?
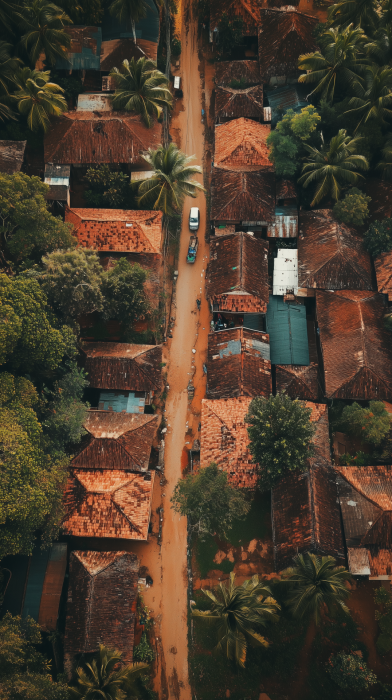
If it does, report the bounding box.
[189,207,200,231]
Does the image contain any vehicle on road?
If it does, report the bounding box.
[187,235,198,263]
[189,206,200,231]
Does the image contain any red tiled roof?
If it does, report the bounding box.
[65,208,163,254]
[82,342,162,391]
[375,252,392,301]
[336,465,392,512]
[214,119,272,170]
[276,364,319,402]
[210,0,262,35]
[276,179,297,203]
[200,397,257,488]
[215,85,264,121]
[211,169,275,222]
[62,469,155,540]
[258,9,318,81]
[368,548,392,577]
[316,290,392,400]
[306,401,331,463]
[44,112,162,164]
[215,60,260,87]
[298,210,373,291]
[207,328,271,399]
[64,551,138,674]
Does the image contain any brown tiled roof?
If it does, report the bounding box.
[316,290,392,400]
[215,85,264,121]
[100,38,146,71]
[375,252,392,301]
[207,232,269,311]
[272,463,344,571]
[210,0,262,35]
[214,119,272,170]
[62,469,155,540]
[258,9,318,80]
[298,210,373,291]
[0,140,26,174]
[307,401,331,464]
[336,465,392,512]
[82,342,162,391]
[211,169,275,222]
[207,328,271,399]
[64,551,138,674]
[367,548,392,577]
[200,397,257,488]
[72,411,159,471]
[366,178,392,221]
[44,112,161,164]
[215,60,260,87]
[276,364,319,402]
[63,26,100,55]
[65,208,163,254]
[276,179,296,203]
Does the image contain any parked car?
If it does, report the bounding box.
[187,235,198,263]
[189,207,200,231]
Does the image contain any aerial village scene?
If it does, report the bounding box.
[4,0,392,698]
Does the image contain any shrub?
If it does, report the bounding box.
[327,652,377,691]
[333,187,371,227]
[171,35,181,56]
[133,632,155,663]
[363,217,392,257]
[84,164,129,208]
[341,401,391,446]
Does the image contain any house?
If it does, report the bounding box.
[81,342,162,393]
[297,210,373,294]
[336,466,392,579]
[375,252,392,302]
[210,0,262,37]
[62,469,155,540]
[272,249,298,296]
[200,396,257,488]
[0,140,26,174]
[215,85,264,123]
[65,209,163,254]
[72,412,159,471]
[266,296,310,365]
[64,551,139,674]
[44,164,71,205]
[211,169,275,230]
[206,327,271,399]
[215,60,261,87]
[207,232,269,315]
[316,290,392,400]
[258,9,318,84]
[214,119,272,170]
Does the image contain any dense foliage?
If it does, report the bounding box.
[70,645,148,699]
[363,217,392,256]
[332,186,371,225]
[266,106,321,177]
[84,165,130,209]
[110,57,173,128]
[327,651,377,691]
[341,400,391,445]
[374,586,392,655]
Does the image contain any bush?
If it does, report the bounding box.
[84,164,130,208]
[266,106,321,177]
[341,401,391,446]
[339,450,368,466]
[333,187,371,227]
[133,632,155,664]
[171,35,181,56]
[217,13,244,55]
[363,217,392,257]
[327,652,377,691]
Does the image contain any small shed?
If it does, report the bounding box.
[44,163,70,205]
[266,295,309,365]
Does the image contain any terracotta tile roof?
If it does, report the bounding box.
[215,85,264,121]
[276,179,296,203]
[200,397,257,488]
[65,208,163,254]
[306,401,331,463]
[316,290,392,400]
[44,112,162,165]
[272,463,344,571]
[215,60,260,87]
[258,9,318,81]
[72,411,159,471]
[207,232,269,312]
[367,548,392,577]
[64,550,138,674]
[82,342,162,391]
[210,0,262,35]
[366,178,392,221]
[214,119,272,170]
[375,252,392,301]
[62,469,155,540]
[276,364,319,402]
[207,328,271,399]
[211,169,275,222]
[336,465,392,512]
[0,140,26,174]
[298,210,373,291]
[100,38,146,71]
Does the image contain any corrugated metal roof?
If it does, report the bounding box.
[268,206,298,237]
[243,313,264,331]
[77,93,112,111]
[45,164,70,178]
[98,390,146,413]
[273,248,298,295]
[266,295,310,365]
[266,86,307,126]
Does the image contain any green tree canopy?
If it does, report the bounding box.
[245,394,315,490]
[328,652,377,691]
[328,0,379,31]
[345,64,392,132]
[266,106,321,178]
[217,13,244,55]
[363,217,392,256]
[332,186,371,225]
[58,0,103,25]
[17,0,72,67]
[111,57,173,128]
[108,0,149,44]
[341,400,391,445]
[171,462,250,540]
[101,258,149,327]
[70,645,148,699]
[84,164,130,208]
[13,68,67,132]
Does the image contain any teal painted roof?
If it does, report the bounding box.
[102,0,159,43]
[266,296,309,365]
[55,27,102,71]
[98,391,145,413]
[243,313,264,332]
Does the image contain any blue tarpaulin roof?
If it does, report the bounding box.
[266,295,309,365]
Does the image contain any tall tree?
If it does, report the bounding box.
[110,57,173,128]
[266,106,321,177]
[136,143,204,215]
[13,68,67,132]
[345,64,392,131]
[298,129,369,206]
[280,553,352,624]
[17,0,71,67]
[70,645,148,699]
[192,573,280,667]
[328,0,379,32]
[101,258,150,326]
[108,0,149,44]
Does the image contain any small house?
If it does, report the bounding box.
[215,60,261,88]
[81,342,162,395]
[211,169,275,230]
[214,118,272,170]
[210,0,261,39]
[215,85,264,123]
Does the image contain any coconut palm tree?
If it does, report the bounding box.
[70,645,149,699]
[280,553,352,625]
[136,143,204,215]
[377,132,392,179]
[0,0,18,32]
[328,0,379,31]
[109,0,150,44]
[17,0,72,67]
[298,129,369,206]
[298,25,367,103]
[364,27,392,66]
[0,41,21,95]
[13,67,67,132]
[345,64,392,132]
[192,573,280,668]
[110,57,173,127]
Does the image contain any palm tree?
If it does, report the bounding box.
[377,132,392,179]
[13,67,67,132]
[110,57,173,128]
[298,129,369,206]
[0,0,18,32]
[70,645,149,699]
[109,0,150,44]
[328,0,379,31]
[280,553,352,625]
[17,0,72,67]
[192,573,280,668]
[0,41,21,95]
[345,65,392,132]
[298,25,367,103]
[136,143,204,215]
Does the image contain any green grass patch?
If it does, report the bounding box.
[226,491,271,547]
[196,535,234,579]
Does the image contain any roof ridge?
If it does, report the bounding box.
[336,468,390,512]
[112,485,144,536]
